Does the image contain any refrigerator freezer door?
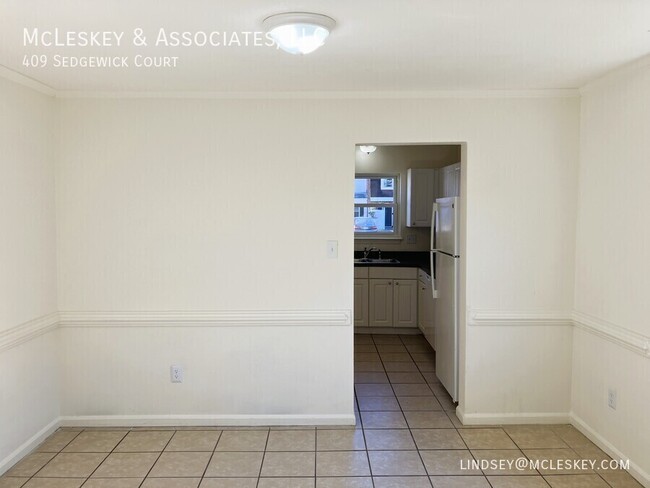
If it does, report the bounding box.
[434,251,459,402]
[434,197,459,256]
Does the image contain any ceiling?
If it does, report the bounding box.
[1,0,649,93]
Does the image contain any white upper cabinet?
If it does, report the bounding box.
[406,168,436,227]
[439,163,461,198]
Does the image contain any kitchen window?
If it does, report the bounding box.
[354,174,399,238]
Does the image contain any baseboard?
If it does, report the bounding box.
[59,414,356,428]
[0,417,61,476]
[354,327,422,335]
[570,412,650,488]
[456,408,570,425]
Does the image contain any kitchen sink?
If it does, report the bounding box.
[354,258,400,264]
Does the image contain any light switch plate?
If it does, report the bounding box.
[327,240,338,258]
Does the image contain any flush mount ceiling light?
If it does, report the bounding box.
[359,145,377,154]
[263,12,336,55]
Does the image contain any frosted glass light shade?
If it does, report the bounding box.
[264,13,336,55]
[359,145,377,154]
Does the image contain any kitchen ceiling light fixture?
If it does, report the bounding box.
[359,145,377,154]
[263,12,336,55]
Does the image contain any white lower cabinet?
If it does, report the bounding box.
[393,279,418,328]
[354,279,369,327]
[369,279,394,327]
[357,267,418,329]
[418,270,435,349]
[354,267,370,327]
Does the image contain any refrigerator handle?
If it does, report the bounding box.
[430,251,438,299]
[431,202,439,250]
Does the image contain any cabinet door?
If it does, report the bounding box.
[407,169,436,227]
[418,281,428,333]
[439,163,461,198]
[369,279,393,327]
[354,279,369,327]
[420,282,435,349]
[393,279,418,328]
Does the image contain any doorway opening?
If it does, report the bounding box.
[352,142,466,417]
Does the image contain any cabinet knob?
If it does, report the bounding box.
[395,281,399,285]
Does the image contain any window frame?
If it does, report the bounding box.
[354,172,401,240]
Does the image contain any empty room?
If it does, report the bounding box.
[1,1,649,487]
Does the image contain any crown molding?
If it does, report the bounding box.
[0,65,56,96]
[0,67,580,100]
[54,89,580,100]
[580,53,650,95]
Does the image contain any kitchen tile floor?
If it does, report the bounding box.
[1,333,641,488]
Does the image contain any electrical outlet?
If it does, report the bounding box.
[170,365,184,383]
[406,234,417,244]
[607,388,617,410]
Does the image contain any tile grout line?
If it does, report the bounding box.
[197,429,223,488]
[254,426,271,487]
[401,334,523,486]
[313,422,317,487]
[136,428,176,487]
[500,426,546,482]
[77,429,130,487]
[23,428,84,485]
[396,334,435,488]
[361,333,378,488]
[372,334,436,483]
[400,334,484,485]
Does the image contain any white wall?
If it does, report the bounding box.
[56,98,357,423]
[0,78,60,472]
[573,59,650,482]
[462,96,580,418]
[56,96,579,423]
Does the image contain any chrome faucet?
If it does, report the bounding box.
[363,247,381,259]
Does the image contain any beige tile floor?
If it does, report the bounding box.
[1,333,641,488]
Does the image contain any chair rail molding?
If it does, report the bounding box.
[0,312,59,352]
[572,310,650,358]
[57,309,352,327]
[468,309,574,327]
[468,308,649,358]
[0,309,351,353]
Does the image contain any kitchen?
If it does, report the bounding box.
[354,143,462,402]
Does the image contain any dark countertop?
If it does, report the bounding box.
[354,251,431,275]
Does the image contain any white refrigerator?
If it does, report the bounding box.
[430,196,460,402]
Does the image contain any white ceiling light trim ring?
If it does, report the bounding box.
[263,12,336,55]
